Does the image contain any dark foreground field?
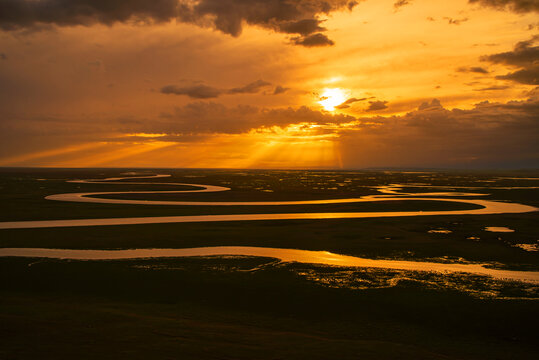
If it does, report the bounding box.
[2,256,539,360]
[1,168,538,359]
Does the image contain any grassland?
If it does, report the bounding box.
[0,168,538,359]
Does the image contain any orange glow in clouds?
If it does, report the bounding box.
[0,0,537,168]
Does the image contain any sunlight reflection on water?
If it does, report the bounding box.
[1,246,538,284]
[484,227,515,233]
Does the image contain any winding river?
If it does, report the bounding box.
[1,246,538,283]
[0,174,536,229]
[1,173,538,283]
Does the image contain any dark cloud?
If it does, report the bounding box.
[468,0,539,13]
[0,0,181,30]
[2,96,538,168]
[366,100,388,111]
[417,98,443,110]
[496,65,539,85]
[335,97,369,109]
[0,52,6,60]
[161,79,272,98]
[161,84,223,99]
[178,0,357,46]
[473,43,499,47]
[0,0,358,46]
[227,80,271,94]
[457,66,490,74]
[481,35,539,67]
[291,33,335,47]
[348,1,359,10]
[339,96,539,168]
[474,85,511,90]
[525,85,539,95]
[273,85,290,95]
[444,17,469,25]
[157,101,356,134]
[126,96,539,167]
[394,1,412,10]
[278,19,326,36]
[109,133,209,144]
[481,36,539,85]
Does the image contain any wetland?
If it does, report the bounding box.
[1,168,538,359]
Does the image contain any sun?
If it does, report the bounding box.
[318,88,347,111]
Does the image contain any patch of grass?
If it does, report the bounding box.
[1,256,538,359]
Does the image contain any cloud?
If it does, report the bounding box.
[123,96,539,167]
[0,52,6,60]
[0,0,358,46]
[481,35,539,67]
[2,96,538,168]
[335,97,369,109]
[161,84,223,99]
[496,66,539,85]
[273,85,290,95]
[338,96,539,168]
[481,35,539,85]
[366,100,389,111]
[0,0,181,30]
[417,98,443,110]
[457,66,490,74]
[473,85,511,91]
[468,0,539,13]
[443,17,469,25]
[161,79,272,98]
[394,1,412,10]
[278,19,326,36]
[178,0,357,46]
[472,43,499,47]
[156,101,356,134]
[291,33,335,47]
[107,133,209,144]
[227,80,272,94]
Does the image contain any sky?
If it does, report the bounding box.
[0,0,538,169]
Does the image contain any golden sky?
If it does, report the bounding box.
[0,0,537,168]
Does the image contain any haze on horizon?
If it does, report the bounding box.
[0,0,538,169]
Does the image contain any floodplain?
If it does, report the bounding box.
[1,168,538,359]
